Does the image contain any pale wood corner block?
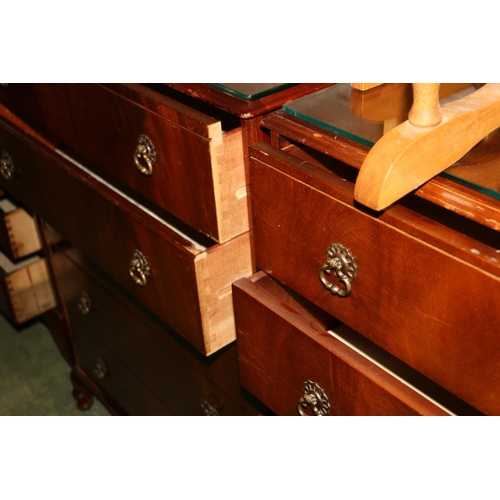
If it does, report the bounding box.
[211,126,250,243]
[5,208,42,259]
[195,230,253,355]
[5,258,57,323]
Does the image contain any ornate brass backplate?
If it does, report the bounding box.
[296,380,331,416]
[318,243,357,298]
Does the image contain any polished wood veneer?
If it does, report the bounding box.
[0,113,252,355]
[0,83,249,243]
[248,142,500,414]
[233,272,482,416]
[55,247,264,415]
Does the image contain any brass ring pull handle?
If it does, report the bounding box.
[93,358,108,379]
[318,243,357,298]
[77,291,93,315]
[0,151,15,180]
[129,249,150,287]
[296,380,331,416]
[134,134,156,176]
[200,399,220,416]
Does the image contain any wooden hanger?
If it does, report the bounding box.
[353,83,500,210]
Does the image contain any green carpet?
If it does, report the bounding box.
[0,312,110,416]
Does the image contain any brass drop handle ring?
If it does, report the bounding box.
[77,291,93,315]
[0,151,15,180]
[200,399,220,416]
[93,358,108,379]
[319,243,357,298]
[134,134,156,176]
[297,380,331,416]
[129,249,150,287]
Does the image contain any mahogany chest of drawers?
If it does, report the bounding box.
[0,83,327,415]
[232,85,500,416]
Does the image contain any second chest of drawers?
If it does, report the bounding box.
[233,101,500,416]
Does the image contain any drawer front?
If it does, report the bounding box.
[0,84,248,243]
[232,273,464,416]
[73,324,173,416]
[0,198,42,260]
[249,144,500,415]
[56,249,260,416]
[0,253,56,324]
[0,113,252,355]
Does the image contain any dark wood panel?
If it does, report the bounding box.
[56,248,263,415]
[73,323,174,416]
[0,84,229,240]
[233,273,458,416]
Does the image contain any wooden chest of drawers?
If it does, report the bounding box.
[231,88,500,416]
[247,142,500,414]
[54,247,264,415]
[0,114,252,354]
[0,83,329,243]
[0,83,327,415]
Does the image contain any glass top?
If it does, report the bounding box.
[283,83,500,201]
[209,83,297,101]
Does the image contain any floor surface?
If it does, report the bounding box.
[0,312,110,416]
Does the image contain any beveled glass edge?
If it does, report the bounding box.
[282,103,376,148]
[282,84,500,201]
[209,83,298,101]
[440,172,500,202]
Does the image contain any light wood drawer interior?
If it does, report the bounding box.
[233,272,482,416]
[0,84,248,243]
[0,251,56,324]
[0,196,41,260]
[0,114,253,355]
[249,143,500,414]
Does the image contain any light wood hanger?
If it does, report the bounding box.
[353,83,500,210]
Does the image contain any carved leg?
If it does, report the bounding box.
[70,368,93,411]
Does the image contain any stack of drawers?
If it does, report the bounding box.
[0,83,328,415]
[0,189,56,325]
[233,94,500,416]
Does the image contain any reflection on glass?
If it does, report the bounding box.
[209,83,297,101]
[283,83,499,201]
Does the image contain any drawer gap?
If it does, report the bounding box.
[281,142,500,252]
[326,323,482,416]
[56,147,214,253]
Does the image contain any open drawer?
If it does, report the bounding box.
[0,108,253,355]
[0,250,56,324]
[249,142,500,414]
[233,272,481,416]
[0,84,248,243]
[0,196,42,260]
